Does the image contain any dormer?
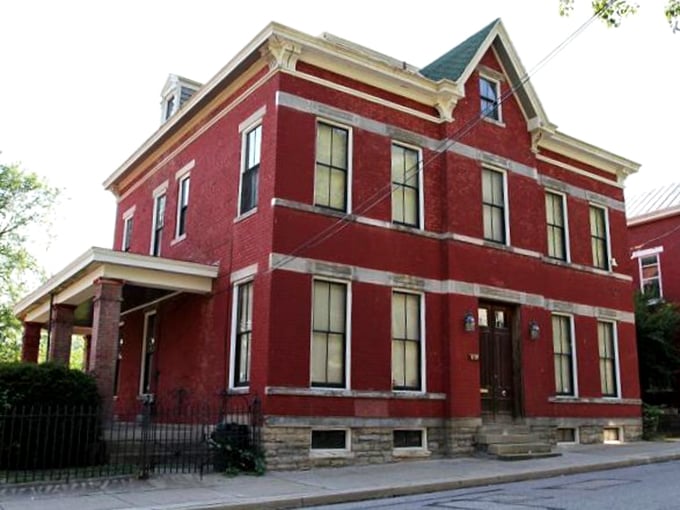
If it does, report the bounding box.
[160,74,202,123]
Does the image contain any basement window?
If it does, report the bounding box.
[603,427,622,444]
[556,427,577,444]
[393,429,424,449]
[311,429,349,451]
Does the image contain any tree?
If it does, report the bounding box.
[0,163,59,362]
[635,292,680,401]
[559,0,680,28]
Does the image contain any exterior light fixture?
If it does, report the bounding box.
[464,311,476,332]
[529,320,540,340]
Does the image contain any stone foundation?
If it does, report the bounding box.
[525,416,642,445]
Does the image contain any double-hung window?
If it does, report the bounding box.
[552,315,575,396]
[233,281,253,388]
[480,76,501,121]
[151,192,166,257]
[482,168,507,244]
[391,143,421,227]
[546,192,568,261]
[392,291,422,391]
[311,280,348,388]
[598,321,619,397]
[315,121,349,211]
[122,214,133,252]
[176,174,190,238]
[639,253,662,299]
[589,205,610,270]
[239,124,262,215]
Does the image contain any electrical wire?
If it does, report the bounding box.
[268,4,610,274]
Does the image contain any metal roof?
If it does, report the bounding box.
[626,183,680,219]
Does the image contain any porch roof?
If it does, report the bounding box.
[14,247,219,324]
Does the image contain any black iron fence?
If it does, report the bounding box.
[0,394,261,484]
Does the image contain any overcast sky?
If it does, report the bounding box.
[1,0,677,276]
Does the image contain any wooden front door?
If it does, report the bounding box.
[479,303,515,421]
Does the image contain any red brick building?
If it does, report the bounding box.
[16,19,642,468]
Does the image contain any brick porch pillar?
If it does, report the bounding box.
[21,322,43,363]
[48,304,75,365]
[89,278,123,420]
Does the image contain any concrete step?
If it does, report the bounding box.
[496,451,562,461]
[477,425,531,435]
[488,442,553,456]
[476,433,540,445]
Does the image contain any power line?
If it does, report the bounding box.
[268,7,606,274]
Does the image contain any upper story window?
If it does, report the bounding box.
[391,143,422,228]
[639,253,662,299]
[176,174,190,238]
[239,124,262,215]
[479,76,501,122]
[151,192,166,257]
[482,168,507,244]
[546,191,568,261]
[311,279,348,388]
[163,95,176,122]
[315,121,350,212]
[589,205,610,270]
[122,216,133,252]
[392,291,423,391]
[552,314,576,396]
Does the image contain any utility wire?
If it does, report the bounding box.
[269,5,608,274]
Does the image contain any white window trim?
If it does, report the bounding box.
[309,428,352,458]
[229,277,254,391]
[237,107,266,218]
[631,246,664,259]
[139,310,157,396]
[392,427,429,453]
[589,203,612,272]
[551,313,579,398]
[603,426,623,444]
[556,427,579,445]
[391,141,424,230]
[121,208,134,252]
[482,166,510,246]
[309,277,352,390]
[314,118,353,214]
[479,73,504,126]
[150,190,167,256]
[635,250,664,299]
[173,173,191,242]
[599,320,621,400]
[391,288,427,394]
[546,190,571,263]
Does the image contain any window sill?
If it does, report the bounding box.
[310,449,354,459]
[548,396,638,405]
[234,208,258,223]
[266,386,446,400]
[392,448,431,459]
[228,387,249,395]
[481,116,506,128]
[170,234,187,246]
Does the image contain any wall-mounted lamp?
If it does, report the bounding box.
[529,320,540,340]
[464,311,476,332]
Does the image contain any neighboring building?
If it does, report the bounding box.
[627,184,680,303]
[15,19,642,469]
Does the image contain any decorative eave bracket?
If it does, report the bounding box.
[262,36,302,71]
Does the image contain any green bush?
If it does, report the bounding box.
[642,403,663,440]
[0,362,104,469]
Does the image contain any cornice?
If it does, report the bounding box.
[627,205,680,226]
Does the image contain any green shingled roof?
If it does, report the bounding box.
[420,19,500,82]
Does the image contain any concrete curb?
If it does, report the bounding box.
[181,452,680,510]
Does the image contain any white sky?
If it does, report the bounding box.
[1,0,678,276]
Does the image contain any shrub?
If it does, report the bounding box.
[642,403,663,440]
[209,422,265,475]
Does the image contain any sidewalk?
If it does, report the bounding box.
[2,441,680,510]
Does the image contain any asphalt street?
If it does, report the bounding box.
[306,460,680,510]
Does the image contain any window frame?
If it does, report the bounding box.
[551,314,578,397]
[310,278,351,389]
[545,190,570,262]
[479,75,502,123]
[392,428,427,451]
[589,204,611,271]
[230,279,254,389]
[597,320,621,399]
[314,119,352,213]
[391,289,426,392]
[150,183,168,256]
[638,252,663,299]
[121,206,135,252]
[310,428,351,457]
[238,122,262,216]
[481,167,509,245]
[175,173,190,240]
[391,141,424,229]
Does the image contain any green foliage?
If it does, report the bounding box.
[635,292,680,395]
[209,423,265,476]
[642,403,663,440]
[0,362,101,408]
[559,0,678,28]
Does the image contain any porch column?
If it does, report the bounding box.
[21,322,43,363]
[89,278,123,419]
[48,304,75,365]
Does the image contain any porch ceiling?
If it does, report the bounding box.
[14,247,219,324]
